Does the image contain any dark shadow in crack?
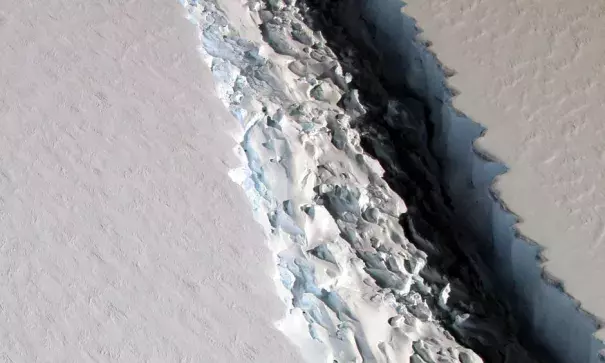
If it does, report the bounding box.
[292,0,605,362]
[287,0,602,361]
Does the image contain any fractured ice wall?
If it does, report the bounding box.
[179,1,492,361]
[338,0,605,362]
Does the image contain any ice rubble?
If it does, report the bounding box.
[177,0,536,362]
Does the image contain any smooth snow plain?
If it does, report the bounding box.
[340,0,605,362]
[0,1,304,362]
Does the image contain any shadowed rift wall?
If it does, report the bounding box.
[334,0,605,361]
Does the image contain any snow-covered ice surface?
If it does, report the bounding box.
[322,0,605,362]
[0,1,305,362]
[3,0,593,361]
[182,0,550,361]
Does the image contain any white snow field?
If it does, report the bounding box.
[340,0,605,362]
[0,0,305,362]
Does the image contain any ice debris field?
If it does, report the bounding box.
[177,0,561,361]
